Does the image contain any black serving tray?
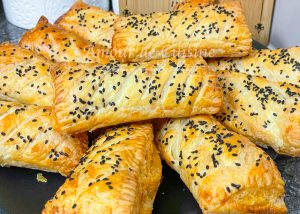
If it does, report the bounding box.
[0,2,299,213]
[0,147,299,214]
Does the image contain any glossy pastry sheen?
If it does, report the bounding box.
[0,43,54,106]
[55,1,118,49]
[53,58,223,134]
[155,115,287,213]
[173,0,215,10]
[208,47,300,85]
[0,101,88,176]
[43,123,162,214]
[19,16,110,64]
[112,0,251,62]
[216,70,300,157]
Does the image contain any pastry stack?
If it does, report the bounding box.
[0,0,299,213]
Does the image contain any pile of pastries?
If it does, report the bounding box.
[0,0,299,213]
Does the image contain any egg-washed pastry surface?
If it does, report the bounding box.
[208,47,300,85]
[42,123,162,214]
[53,58,222,134]
[19,16,110,64]
[55,1,118,49]
[0,43,54,106]
[112,0,251,62]
[216,70,300,157]
[173,0,215,10]
[0,101,88,176]
[155,115,287,214]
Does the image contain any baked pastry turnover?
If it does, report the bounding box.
[208,47,300,85]
[53,58,222,133]
[0,43,54,106]
[42,123,162,214]
[56,1,118,49]
[19,16,110,64]
[0,101,88,176]
[216,70,300,157]
[112,0,252,62]
[155,115,287,213]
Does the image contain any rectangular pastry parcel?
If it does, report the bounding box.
[112,0,252,62]
[216,70,300,157]
[43,123,162,214]
[53,58,223,133]
[155,115,287,213]
[208,47,300,85]
[0,101,88,176]
[0,43,54,106]
[55,1,118,49]
[19,16,111,64]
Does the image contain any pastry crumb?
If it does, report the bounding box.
[37,173,47,183]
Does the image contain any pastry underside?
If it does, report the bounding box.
[19,16,111,64]
[55,1,118,49]
[53,57,223,134]
[112,0,252,62]
[208,47,300,85]
[42,123,162,214]
[155,115,287,214]
[0,43,54,106]
[216,70,300,157]
[0,101,88,176]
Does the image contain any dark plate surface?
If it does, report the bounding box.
[0,147,300,214]
[0,2,300,213]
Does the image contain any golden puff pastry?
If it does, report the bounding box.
[173,0,215,10]
[155,115,287,214]
[53,58,223,134]
[42,123,162,214]
[216,70,300,157]
[208,47,300,85]
[0,43,54,106]
[55,1,118,49]
[0,101,88,176]
[112,0,252,62]
[19,16,111,64]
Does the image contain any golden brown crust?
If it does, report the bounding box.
[53,58,223,134]
[173,0,215,10]
[112,0,252,62]
[42,123,162,214]
[155,115,287,213]
[0,43,54,106]
[55,1,118,49]
[216,70,300,157]
[208,47,300,85]
[19,16,111,64]
[0,101,88,176]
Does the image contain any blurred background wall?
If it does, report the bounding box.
[269,0,300,48]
